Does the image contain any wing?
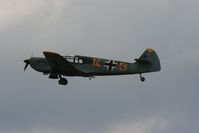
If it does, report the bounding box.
[43,51,82,74]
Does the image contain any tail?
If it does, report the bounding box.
[135,48,161,73]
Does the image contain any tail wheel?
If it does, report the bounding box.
[139,73,145,82]
[141,77,145,82]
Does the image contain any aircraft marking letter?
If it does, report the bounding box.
[93,58,101,68]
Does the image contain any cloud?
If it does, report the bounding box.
[0,0,69,30]
[29,128,70,133]
[1,127,72,133]
[106,116,169,133]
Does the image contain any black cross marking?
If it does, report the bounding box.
[104,60,117,71]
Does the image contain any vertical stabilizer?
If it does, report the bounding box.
[135,48,161,73]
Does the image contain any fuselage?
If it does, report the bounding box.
[28,55,141,77]
[29,57,51,73]
[24,49,161,85]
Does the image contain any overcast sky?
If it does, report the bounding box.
[0,0,199,133]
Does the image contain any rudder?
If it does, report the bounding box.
[135,48,161,73]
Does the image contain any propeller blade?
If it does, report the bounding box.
[24,59,30,71]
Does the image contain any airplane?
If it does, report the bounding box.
[24,48,161,85]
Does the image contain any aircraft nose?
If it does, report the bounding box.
[24,59,30,64]
[24,59,30,71]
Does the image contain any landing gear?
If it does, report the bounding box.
[58,75,68,85]
[139,73,145,82]
[89,76,94,80]
[58,78,68,85]
[49,73,58,79]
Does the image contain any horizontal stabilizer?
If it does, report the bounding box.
[135,58,151,64]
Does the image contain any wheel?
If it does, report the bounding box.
[141,77,145,82]
[139,73,145,82]
[58,78,68,85]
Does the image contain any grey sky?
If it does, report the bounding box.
[0,0,199,133]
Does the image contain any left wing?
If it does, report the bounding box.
[43,51,83,74]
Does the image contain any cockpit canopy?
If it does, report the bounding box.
[63,55,83,64]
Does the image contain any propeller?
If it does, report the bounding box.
[24,59,30,71]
